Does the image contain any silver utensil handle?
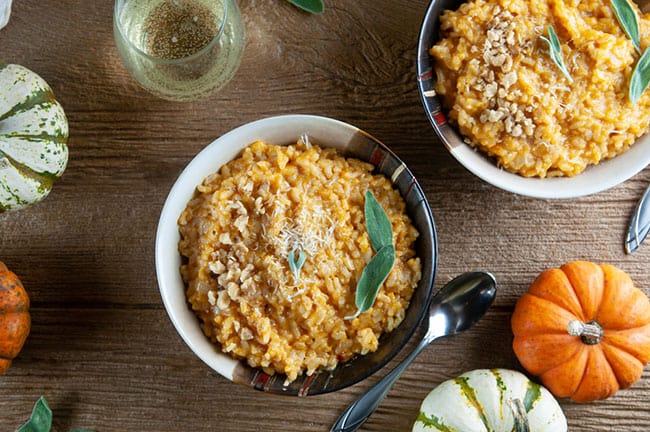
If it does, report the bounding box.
[329,336,431,432]
[626,184,650,254]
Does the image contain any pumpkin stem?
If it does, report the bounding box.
[567,319,603,345]
[508,398,530,432]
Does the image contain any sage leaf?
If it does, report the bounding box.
[540,26,573,83]
[611,0,641,54]
[17,397,52,432]
[17,397,95,432]
[364,190,393,251]
[288,247,307,283]
[345,190,396,319]
[630,47,650,103]
[346,244,396,320]
[286,0,324,14]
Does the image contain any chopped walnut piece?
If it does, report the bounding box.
[502,71,517,89]
[471,10,535,138]
[209,260,226,275]
[485,82,498,98]
[219,232,233,245]
[234,214,249,232]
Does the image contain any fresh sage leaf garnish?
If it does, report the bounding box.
[630,47,650,103]
[364,190,393,251]
[611,0,641,54]
[17,397,95,432]
[286,0,324,14]
[610,0,650,103]
[288,247,307,283]
[346,191,396,320]
[540,26,574,83]
[346,244,396,320]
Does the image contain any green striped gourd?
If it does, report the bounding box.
[0,0,12,29]
[413,369,567,432]
[0,62,68,211]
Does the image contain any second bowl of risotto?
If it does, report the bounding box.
[417,0,650,199]
[155,115,437,395]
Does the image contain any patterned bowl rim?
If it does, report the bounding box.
[416,0,650,199]
[155,114,438,395]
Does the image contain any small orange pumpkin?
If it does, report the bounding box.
[511,261,650,402]
[0,260,30,375]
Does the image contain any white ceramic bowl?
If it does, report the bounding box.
[155,115,437,395]
[416,0,650,199]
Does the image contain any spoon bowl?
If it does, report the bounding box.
[330,271,497,432]
[426,271,498,342]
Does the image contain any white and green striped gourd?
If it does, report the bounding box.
[0,0,12,29]
[413,369,567,432]
[0,63,68,211]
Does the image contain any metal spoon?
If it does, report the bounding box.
[330,271,497,432]
[626,183,650,254]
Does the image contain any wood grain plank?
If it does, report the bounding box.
[2,0,650,430]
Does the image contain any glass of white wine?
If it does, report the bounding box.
[113,0,244,102]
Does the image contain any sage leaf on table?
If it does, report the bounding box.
[630,47,650,104]
[611,0,641,54]
[17,397,94,432]
[286,0,324,14]
[540,26,573,83]
[345,191,395,320]
[18,397,52,432]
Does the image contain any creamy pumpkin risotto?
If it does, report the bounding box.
[178,139,421,382]
[431,0,650,177]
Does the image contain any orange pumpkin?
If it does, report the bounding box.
[0,260,30,375]
[511,261,650,402]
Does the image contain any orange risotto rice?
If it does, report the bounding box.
[178,139,421,382]
[431,0,650,177]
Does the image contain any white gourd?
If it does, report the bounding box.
[0,0,11,29]
[0,63,68,211]
[413,369,567,432]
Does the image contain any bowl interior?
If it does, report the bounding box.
[416,0,650,199]
[155,115,437,395]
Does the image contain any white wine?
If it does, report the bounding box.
[114,0,244,101]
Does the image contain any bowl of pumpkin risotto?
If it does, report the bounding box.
[155,115,437,395]
[417,0,650,198]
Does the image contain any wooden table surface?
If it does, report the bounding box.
[2,0,650,430]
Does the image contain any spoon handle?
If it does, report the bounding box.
[626,183,650,254]
[329,335,432,432]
